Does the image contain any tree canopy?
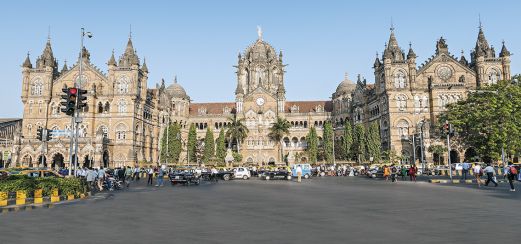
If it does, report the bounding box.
[268,116,291,164]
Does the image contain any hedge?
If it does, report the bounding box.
[0,176,86,197]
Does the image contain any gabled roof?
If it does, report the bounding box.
[284,101,332,113]
[189,102,236,116]
[417,52,475,75]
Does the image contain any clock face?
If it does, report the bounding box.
[437,66,452,81]
[256,97,265,106]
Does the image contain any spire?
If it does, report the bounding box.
[174,75,177,84]
[385,24,404,62]
[108,49,117,66]
[79,46,91,62]
[160,78,166,90]
[141,57,149,73]
[279,50,283,61]
[37,38,56,68]
[119,35,139,67]
[459,50,469,66]
[499,40,511,57]
[475,19,490,57]
[373,52,381,68]
[22,52,32,68]
[407,42,416,59]
[61,60,68,73]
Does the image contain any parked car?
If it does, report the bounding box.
[233,167,251,180]
[19,169,63,178]
[291,164,312,179]
[0,170,9,180]
[168,170,201,185]
[260,168,292,180]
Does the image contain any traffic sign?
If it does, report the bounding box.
[3,151,9,160]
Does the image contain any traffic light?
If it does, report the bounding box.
[442,122,449,135]
[46,129,53,141]
[60,87,77,116]
[449,124,455,137]
[77,89,88,109]
[36,128,43,141]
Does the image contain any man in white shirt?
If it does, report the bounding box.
[296,165,303,183]
[483,164,498,187]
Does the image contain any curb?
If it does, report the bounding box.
[0,192,90,214]
[429,179,508,184]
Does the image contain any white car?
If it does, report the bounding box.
[233,167,251,180]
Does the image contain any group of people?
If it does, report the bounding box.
[382,165,418,182]
[471,162,519,191]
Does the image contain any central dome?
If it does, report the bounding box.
[244,39,277,62]
[335,73,356,95]
[166,78,188,99]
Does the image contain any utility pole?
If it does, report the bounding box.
[445,121,452,180]
[412,134,416,166]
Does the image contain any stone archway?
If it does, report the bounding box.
[83,155,93,168]
[268,157,276,166]
[52,153,64,168]
[450,150,460,164]
[22,155,32,168]
[37,155,47,168]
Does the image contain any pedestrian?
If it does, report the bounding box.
[125,166,132,186]
[473,163,483,187]
[133,167,140,181]
[296,164,303,183]
[409,165,417,182]
[390,165,398,182]
[97,167,106,191]
[506,162,517,192]
[461,161,470,180]
[483,163,498,187]
[156,165,165,187]
[383,165,390,181]
[147,166,154,185]
[401,166,407,181]
[86,167,96,193]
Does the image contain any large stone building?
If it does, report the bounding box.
[12,24,511,168]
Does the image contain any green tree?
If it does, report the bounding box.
[187,123,197,163]
[440,79,521,162]
[353,124,367,163]
[366,121,382,162]
[225,114,249,152]
[159,123,182,165]
[342,123,354,160]
[202,127,215,163]
[268,116,291,164]
[215,129,226,163]
[428,144,446,165]
[323,121,334,163]
[306,126,319,164]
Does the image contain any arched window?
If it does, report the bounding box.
[396,95,407,111]
[396,120,409,139]
[116,76,130,94]
[50,102,58,115]
[98,125,109,139]
[115,123,127,140]
[283,137,290,147]
[31,79,43,96]
[118,99,127,113]
[488,68,501,85]
[104,102,110,113]
[394,71,406,89]
[98,102,103,113]
[27,124,33,136]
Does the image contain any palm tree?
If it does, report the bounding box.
[268,116,291,165]
[225,113,249,153]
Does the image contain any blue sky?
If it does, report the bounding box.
[0,0,519,117]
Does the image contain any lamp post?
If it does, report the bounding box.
[69,28,92,176]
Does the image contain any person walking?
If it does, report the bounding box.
[401,166,407,181]
[156,165,165,187]
[390,165,398,182]
[383,165,390,181]
[473,163,483,187]
[296,164,303,183]
[97,167,106,191]
[147,166,154,185]
[506,162,517,192]
[125,166,132,187]
[461,161,470,180]
[409,165,417,182]
[86,168,96,193]
[484,164,498,187]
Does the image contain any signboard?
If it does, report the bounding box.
[2,151,9,161]
[50,130,71,137]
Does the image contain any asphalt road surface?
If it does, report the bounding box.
[1,177,519,244]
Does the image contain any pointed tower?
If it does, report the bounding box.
[118,37,140,67]
[379,25,409,92]
[499,41,511,80]
[459,50,469,66]
[61,60,69,73]
[22,53,32,69]
[407,42,417,89]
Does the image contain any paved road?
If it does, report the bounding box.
[1,177,519,244]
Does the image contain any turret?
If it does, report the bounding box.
[459,50,469,66]
[500,41,511,80]
[22,53,32,69]
[61,60,68,73]
[407,43,417,89]
[141,58,149,74]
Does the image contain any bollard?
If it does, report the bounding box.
[67,194,75,201]
[34,189,43,204]
[0,191,7,207]
[51,189,60,203]
[16,191,26,205]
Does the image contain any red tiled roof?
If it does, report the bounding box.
[189,102,236,116]
[284,101,332,113]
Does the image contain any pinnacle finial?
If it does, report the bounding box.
[390,17,394,32]
[174,75,177,84]
[257,25,263,40]
[129,24,132,39]
[478,14,482,29]
[47,25,51,42]
[344,72,348,80]
[409,42,412,49]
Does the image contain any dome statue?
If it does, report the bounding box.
[166,76,189,99]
